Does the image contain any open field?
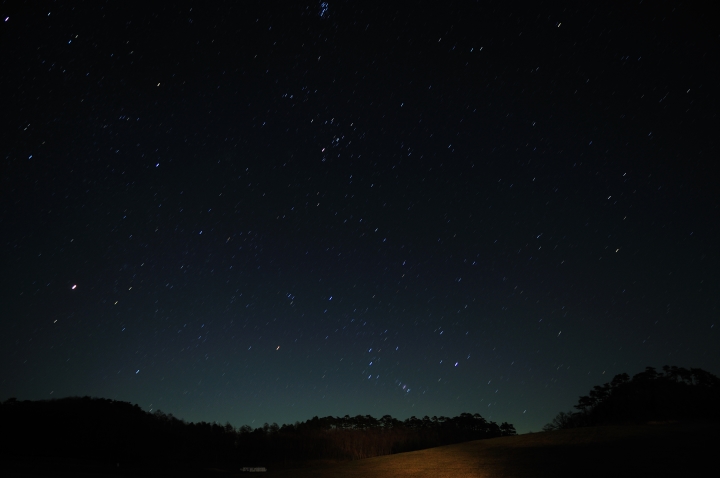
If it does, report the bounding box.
[267,421,717,478]
[2,422,716,477]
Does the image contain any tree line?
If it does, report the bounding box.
[0,396,515,471]
[543,365,720,431]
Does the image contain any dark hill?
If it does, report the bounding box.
[0,397,513,476]
[544,365,720,430]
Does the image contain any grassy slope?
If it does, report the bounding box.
[268,422,717,478]
[2,422,715,477]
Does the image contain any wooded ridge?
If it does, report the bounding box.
[1,397,515,470]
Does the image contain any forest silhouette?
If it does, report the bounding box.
[2,364,717,475]
[543,365,720,431]
[1,396,515,473]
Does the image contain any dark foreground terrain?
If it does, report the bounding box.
[3,421,716,477]
[268,421,717,478]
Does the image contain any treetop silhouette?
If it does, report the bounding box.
[544,365,720,431]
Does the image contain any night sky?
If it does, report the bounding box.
[1,1,718,434]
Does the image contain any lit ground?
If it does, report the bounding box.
[2,422,716,477]
[267,422,717,478]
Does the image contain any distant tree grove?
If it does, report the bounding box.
[0,397,516,471]
[543,365,720,431]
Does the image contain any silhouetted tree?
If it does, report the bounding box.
[500,422,517,436]
[543,411,581,431]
